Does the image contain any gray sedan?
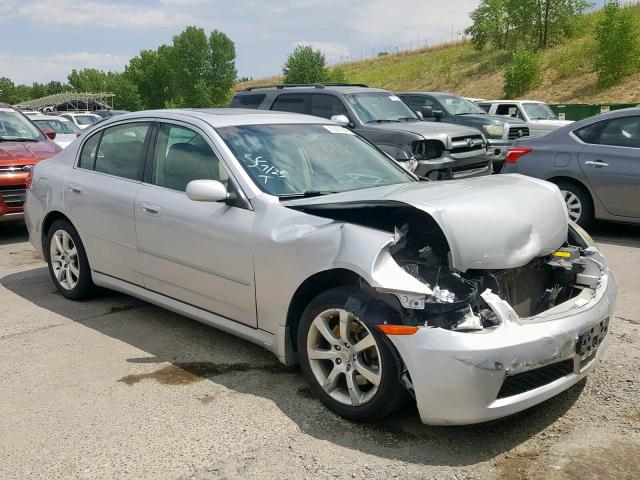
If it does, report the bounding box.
[503,108,640,227]
[25,109,616,425]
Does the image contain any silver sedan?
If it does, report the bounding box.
[25,109,617,425]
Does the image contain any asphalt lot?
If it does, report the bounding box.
[1,221,639,480]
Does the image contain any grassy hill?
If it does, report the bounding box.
[237,6,640,104]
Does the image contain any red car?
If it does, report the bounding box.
[0,103,62,222]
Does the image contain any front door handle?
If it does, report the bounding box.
[140,202,161,216]
[68,183,83,194]
[585,160,610,168]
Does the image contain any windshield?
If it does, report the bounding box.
[521,103,558,120]
[346,92,419,123]
[75,115,98,126]
[0,107,45,141]
[438,96,486,115]
[34,119,80,134]
[217,124,415,197]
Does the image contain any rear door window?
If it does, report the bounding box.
[270,94,309,114]
[94,122,151,180]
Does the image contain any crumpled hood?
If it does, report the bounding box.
[283,174,568,272]
[0,140,61,167]
[366,120,482,138]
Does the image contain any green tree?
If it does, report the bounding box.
[503,50,541,98]
[594,1,639,88]
[207,30,237,106]
[67,68,141,110]
[467,0,589,51]
[282,45,328,84]
[126,46,175,109]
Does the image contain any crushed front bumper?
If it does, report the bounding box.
[388,266,617,425]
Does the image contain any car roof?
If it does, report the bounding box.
[480,100,545,104]
[0,102,16,109]
[32,114,72,121]
[61,112,101,117]
[236,85,389,95]
[104,108,337,128]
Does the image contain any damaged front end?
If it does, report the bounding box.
[287,196,616,425]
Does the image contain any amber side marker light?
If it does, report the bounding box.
[377,325,419,335]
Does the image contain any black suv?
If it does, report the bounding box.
[398,92,530,172]
[230,84,492,180]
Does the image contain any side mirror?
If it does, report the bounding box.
[418,106,434,118]
[186,179,229,202]
[433,109,444,119]
[330,114,351,127]
[416,111,423,119]
[42,129,57,140]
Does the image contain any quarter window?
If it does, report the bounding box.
[573,122,603,143]
[596,116,640,148]
[78,131,102,170]
[94,123,150,180]
[271,94,309,114]
[152,124,229,192]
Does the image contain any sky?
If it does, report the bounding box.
[0,0,617,85]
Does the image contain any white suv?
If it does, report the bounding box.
[478,100,573,137]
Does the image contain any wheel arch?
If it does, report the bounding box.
[546,175,595,210]
[285,268,363,354]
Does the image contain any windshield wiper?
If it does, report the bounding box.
[0,137,39,142]
[397,117,420,122]
[365,119,400,124]
[279,190,340,199]
[455,112,479,116]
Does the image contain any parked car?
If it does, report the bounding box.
[25,109,616,425]
[0,103,62,222]
[503,108,640,227]
[94,110,130,119]
[32,115,81,149]
[477,100,573,137]
[21,110,43,118]
[230,84,491,180]
[58,112,101,130]
[398,92,530,172]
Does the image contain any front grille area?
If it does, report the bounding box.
[450,135,486,154]
[497,359,574,399]
[508,126,530,140]
[0,186,26,208]
[451,160,490,173]
[412,140,445,160]
[492,258,552,318]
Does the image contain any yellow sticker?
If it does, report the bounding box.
[552,251,572,258]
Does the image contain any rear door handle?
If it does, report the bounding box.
[585,160,610,168]
[68,183,83,194]
[140,202,161,216]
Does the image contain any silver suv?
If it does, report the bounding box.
[230,84,491,180]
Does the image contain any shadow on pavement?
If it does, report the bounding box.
[1,266,585,468]
[589,221,640,249]
[0,221,29,247]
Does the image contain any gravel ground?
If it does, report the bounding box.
[0,221,638,480]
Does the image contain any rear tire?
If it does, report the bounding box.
[297,286,408,422]
[554,180,593,228]
[45,219,96,300]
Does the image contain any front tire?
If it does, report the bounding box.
[297,287,408,422]
[45,219,96,300]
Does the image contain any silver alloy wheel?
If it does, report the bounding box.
[306,308,382,406]
[561,189,582,222]
[50,229,80,290]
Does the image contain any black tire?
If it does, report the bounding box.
[297,286,408,422]
[45,219,96,300]
[554,180,594,228]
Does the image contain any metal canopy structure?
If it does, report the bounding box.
[15,92,114,112]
